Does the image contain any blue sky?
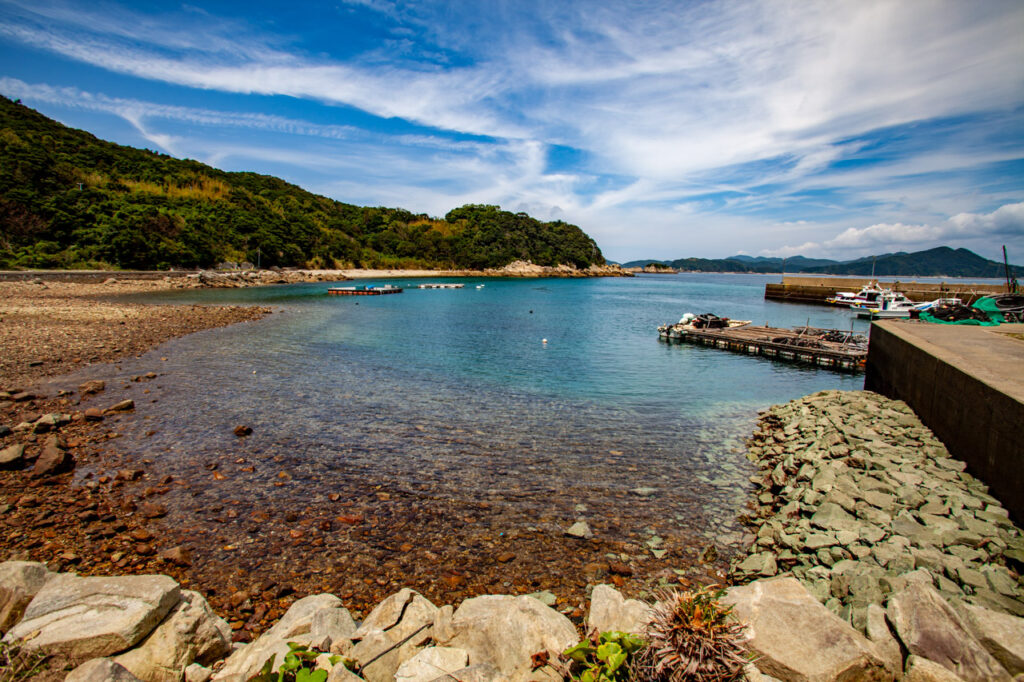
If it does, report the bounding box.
[1,0,1023,263]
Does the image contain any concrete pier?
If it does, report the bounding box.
[865,320,1024,523]
[766,276,1007,306]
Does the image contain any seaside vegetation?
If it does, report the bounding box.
[0,96,604,271]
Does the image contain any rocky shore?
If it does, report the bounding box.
[0,279,269,388]
[728,389,1024,678]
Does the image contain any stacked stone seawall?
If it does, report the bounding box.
[865,320,1024,524]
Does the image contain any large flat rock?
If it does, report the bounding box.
[722,577,888,681]
[113,590,232,682]
[350,589,438,682]
[434,594,577,681]
[2,573,180,660]
[887,582,1011,682]
[214,593,346,682]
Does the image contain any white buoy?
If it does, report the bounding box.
[542,338,548,344]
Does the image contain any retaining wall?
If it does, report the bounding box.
[865,320,1024,524]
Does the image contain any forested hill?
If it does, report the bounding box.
[0,96,604,270]
[623,247,1018,277]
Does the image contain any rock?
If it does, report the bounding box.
[84,408,105,421]
[426,664,503,682]
[528,591,557,607]
[3,573,181,660]
[66,658,144,682]
[107,399,136,413]
[735,552,777,577]
[0,444,26,469]
[214,594,346,682]
[865,604,902,679]
[587,584,652,635]
[327,662,366,681]
[0,560,53,633]
[954,601,1024,675]
[722,577,887,681]
[185,663,214,682]
[232,425,252,437]
[811,503,861,533]
[33,436,73,477]
[887,582,1011,682]
[113,590,232,682]
[158,546,192,567]
[350,589,438,682]
[394,647,468,682]
[309,605,357,651]
[904,655,969,682]
[565,521,593,539]
[434,594,577,681]
[79,380,106,395]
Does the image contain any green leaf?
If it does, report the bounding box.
[327,655,342,666]
[595,642,622,664]
[563,641,596,664]
[295,669,328,682]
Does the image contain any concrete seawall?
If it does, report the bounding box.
[865,320,1024,524]
[766,276,1007,305]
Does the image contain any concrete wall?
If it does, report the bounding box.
[866,321,1024,524]
[766,279,1006,305]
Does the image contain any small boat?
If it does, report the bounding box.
[857,297,962,320]
[476,284,485,289]
[825,282,888,307]
[658,312,751,339]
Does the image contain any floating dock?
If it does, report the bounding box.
[659,323,868,371]
[327,285,403,296]
[417,283,465,289]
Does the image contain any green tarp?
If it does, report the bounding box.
[919,296,1003,326]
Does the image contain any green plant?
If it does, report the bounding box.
[249,642,344,682]
[563,630,646,681]
[634,586,749,682]
[0,641,49,682]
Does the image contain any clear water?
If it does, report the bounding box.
[95,274,866,540]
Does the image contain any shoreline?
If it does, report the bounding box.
[0,274,733,644]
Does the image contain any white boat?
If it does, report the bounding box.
[825,282,888,307]
[857,296,962,320]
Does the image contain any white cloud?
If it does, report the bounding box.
[3,1,1023,261]
[766,202,1024,259]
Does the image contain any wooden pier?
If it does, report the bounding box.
[659,323,868,371]
[327,285,403,296]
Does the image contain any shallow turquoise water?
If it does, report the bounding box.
[94,273,871,550]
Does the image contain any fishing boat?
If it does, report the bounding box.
[857,297,962,320]
[658,313,751,339]
[825,282,888,307]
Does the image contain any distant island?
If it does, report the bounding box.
[621,246,1020,278]
[0,96,604,272]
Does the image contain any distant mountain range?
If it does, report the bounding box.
[620,247,1019,278]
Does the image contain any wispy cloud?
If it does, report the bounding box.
[2,0,1022,260]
